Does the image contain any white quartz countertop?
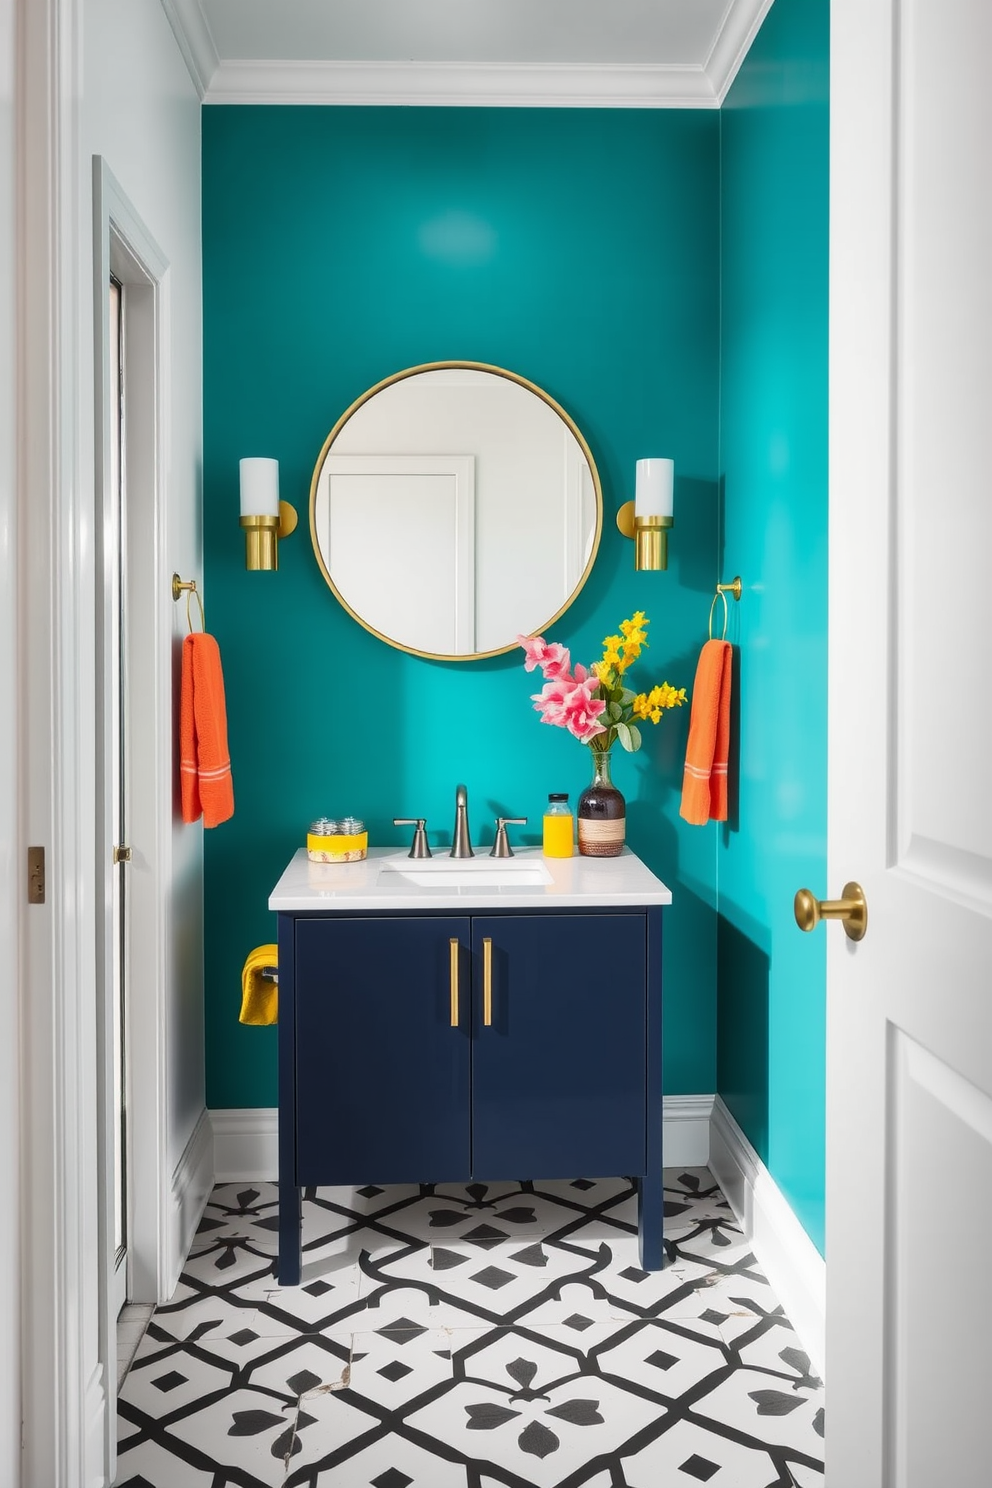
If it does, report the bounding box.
[269,845,672,912]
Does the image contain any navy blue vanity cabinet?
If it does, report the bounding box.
[293,916,472,1185]
[470,915,647,1179]
[277,903,663,1284]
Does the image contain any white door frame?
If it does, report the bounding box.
[93,156,174,1480]
[18,5,176,1484]
[18,0,103,1476]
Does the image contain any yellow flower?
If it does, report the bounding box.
[632,682,688,726]
[620,611,648,636]
[600,634,623,668]
[591,659,613,686]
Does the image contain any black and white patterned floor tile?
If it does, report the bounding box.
[114,1170,824,1487]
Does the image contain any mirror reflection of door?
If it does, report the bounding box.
[318,455,476,655]
[310,365,602,659]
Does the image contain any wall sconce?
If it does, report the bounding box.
[239,457,298,571]
[616,458,674,571]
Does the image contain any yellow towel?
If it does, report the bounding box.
[240,944,278,1025]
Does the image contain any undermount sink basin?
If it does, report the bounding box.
[378,857,552,889]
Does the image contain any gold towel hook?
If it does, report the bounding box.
[172,573,205,633]
[708,576,742,641]
[709,590,729,641]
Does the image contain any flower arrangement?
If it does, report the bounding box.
[518,611,686,754]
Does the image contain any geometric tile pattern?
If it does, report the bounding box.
[114,1169,824,1486]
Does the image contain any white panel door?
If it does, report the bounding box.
[827,2,992,1482]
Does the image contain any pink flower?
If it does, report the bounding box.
[530,671,607,742]
[561,675,607,742]
[530,675,573,727]
[517,634,572,679]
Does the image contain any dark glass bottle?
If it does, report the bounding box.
[577,748,625,857]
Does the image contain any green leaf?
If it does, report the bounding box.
[608,702,622,723]
[620,689,637,705]
[617,722,634,751]
[628,724,642,751]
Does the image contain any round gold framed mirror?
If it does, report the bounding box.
[309,361,603,661]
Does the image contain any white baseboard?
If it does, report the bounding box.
[210,1096,715,1182]
[660,1093,715,1167]
[207,1094,825,1377]
[168,1108,214,1295]
[211,1106,279,1182]
[708,1096,825,1378]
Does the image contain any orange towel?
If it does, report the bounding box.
[180,632,235,828]
[680,638,732,825]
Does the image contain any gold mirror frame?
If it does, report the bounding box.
[308,360,604,662]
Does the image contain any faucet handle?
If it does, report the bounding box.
[393,818,432,859]
[490,817,528,859]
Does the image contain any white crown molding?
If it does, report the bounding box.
[203,59,720,109]
[159,0,218,99]
[161,0,774,109]
[705,0,777,103]
[708,1096,826,1378]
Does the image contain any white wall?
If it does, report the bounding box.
[83,0,204,1202]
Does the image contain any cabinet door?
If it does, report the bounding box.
[471,914,648,1179]
[294,917,471,1184]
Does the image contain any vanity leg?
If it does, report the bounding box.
[277,1185,303,1285]
[638,907,665,1271]
[276,911,302,1285]
[637,1169,664,1271]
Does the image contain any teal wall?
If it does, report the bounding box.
[202,107,721,1111]
[717,0,830,1253]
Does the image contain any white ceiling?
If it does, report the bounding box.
[161,0,774,107]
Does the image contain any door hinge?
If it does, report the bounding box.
[27,846,45,904]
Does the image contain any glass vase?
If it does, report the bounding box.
[577,747,625,857]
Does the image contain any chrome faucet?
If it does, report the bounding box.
[451,783,475,858]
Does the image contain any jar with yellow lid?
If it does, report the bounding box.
[307,816,368,863]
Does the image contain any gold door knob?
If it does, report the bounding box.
[794,881,867,941]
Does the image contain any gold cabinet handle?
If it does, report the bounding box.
[483,936,493,1026]
[794,881,868,942]
[113,845,132,864]
[449,938,459,1027]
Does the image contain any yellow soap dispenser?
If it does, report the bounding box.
[543,793,574,858]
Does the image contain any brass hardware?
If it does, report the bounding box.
[449,938,459,1027]
[794,881,868,942]
[483,937,493,1026]
[172,573,205,632]
[709,577,742,641]
[615,502,673,571]
[113,845,132,864]
[278,500,298,539]
[239,502,298,572]
[27,845,45,905]
[240,513,280,571]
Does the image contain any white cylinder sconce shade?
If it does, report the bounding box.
[239,457,280,518]
[634,457,674,519]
